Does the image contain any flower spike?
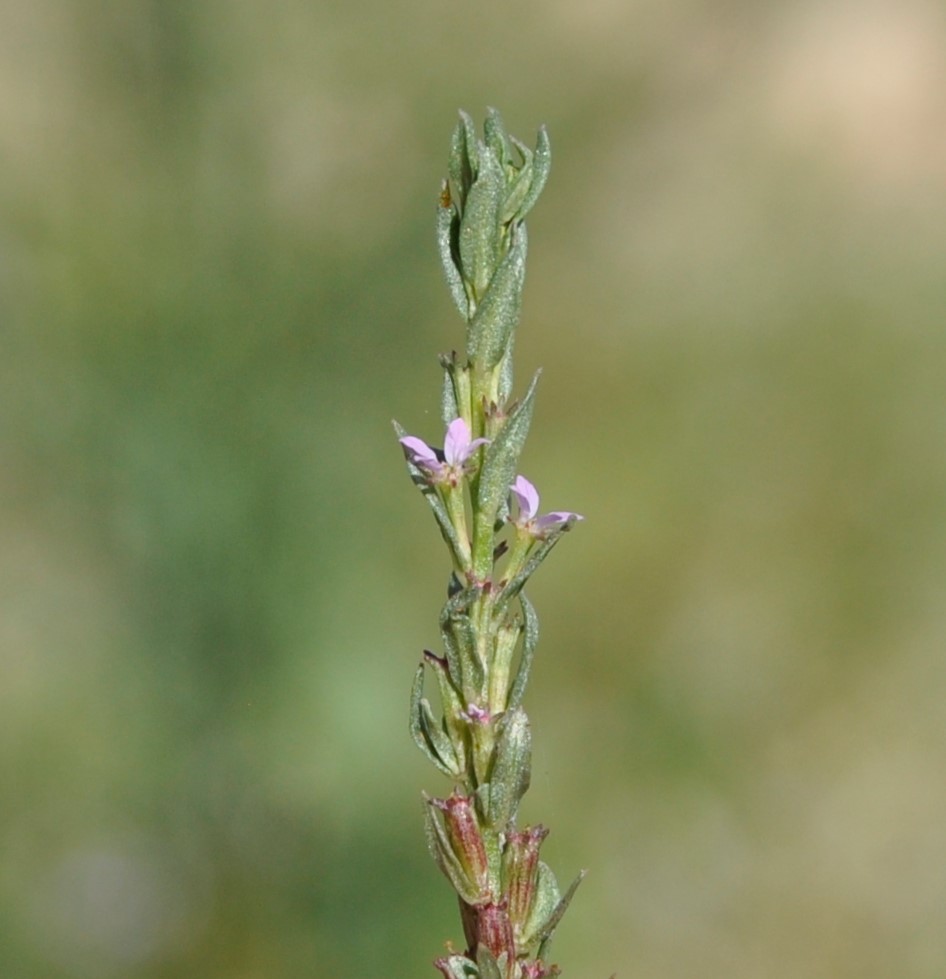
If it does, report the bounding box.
[397,111,595,978]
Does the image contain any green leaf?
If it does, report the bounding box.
[440,587,486,698]
[458,145,505,302]
[472,372,540,576]
[486,707,531,829]
[425,651,468,773]
[501,139,534,224]
[466,223,527,371]
[483,106,510,167]
[410,664,461,777]
[506,594,538,715]
[437,185,469,317]
[521,860,560,949]
[441,360,460,426]
[536,869,586,961]
[449,110,479,208]
[512,124,551,223]
[497,340,514,404]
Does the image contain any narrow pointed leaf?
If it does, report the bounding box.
[440,588,486,698]
[501,139,534,224]
[424,650,468,773]
[483,107,509,167]
[486,706,531,829]
[467,224,527,370]
[506,593,538,714]
[410,664,460,777]
[521,860,560,948]
[473,372,540,575]
[512,125,551,223]
[438,185,469,317]
[441,362,460,427]
[449,111,479,208]
[536,869,587,960]
[458,145,505,302]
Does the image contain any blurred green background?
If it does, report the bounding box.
[4,2,946,977]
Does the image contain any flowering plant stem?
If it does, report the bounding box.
[397,109,585,979]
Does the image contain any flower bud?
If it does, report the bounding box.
[471,899,516,966]
[502,824,549,936]
[430,793,491,898]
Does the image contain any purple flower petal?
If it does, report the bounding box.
[444,417,489,466]
[399,435,442,473]
[511,475,540,520]
[511,474,583,537]
[534,511,583,532]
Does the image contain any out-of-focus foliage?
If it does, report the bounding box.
[3,2,946,978]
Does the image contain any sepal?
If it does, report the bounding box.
[475,946,504,979]
[435,953,480,979]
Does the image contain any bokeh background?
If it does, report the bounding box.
[4,1,946,977]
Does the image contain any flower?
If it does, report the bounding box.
[510,475,583,537]
[399,417,490,486]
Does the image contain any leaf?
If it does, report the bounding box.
[512,124,551,223]
[458,145,505,303]
[472,372,540,576]
[437,186,469,318]
[486,707,531,829]
[501,138,534,225]
[483,106,510,167]
[449,110,479,208]
[425,650,468,773]
[441,359,460,427]
[410,663,460,777]
[536,869,586,961]
[440,586,487,698]
[506,593,538,715]
[466,224,527,371]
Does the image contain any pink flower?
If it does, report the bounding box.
[510,475,583,537]
[399,417,490,486]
